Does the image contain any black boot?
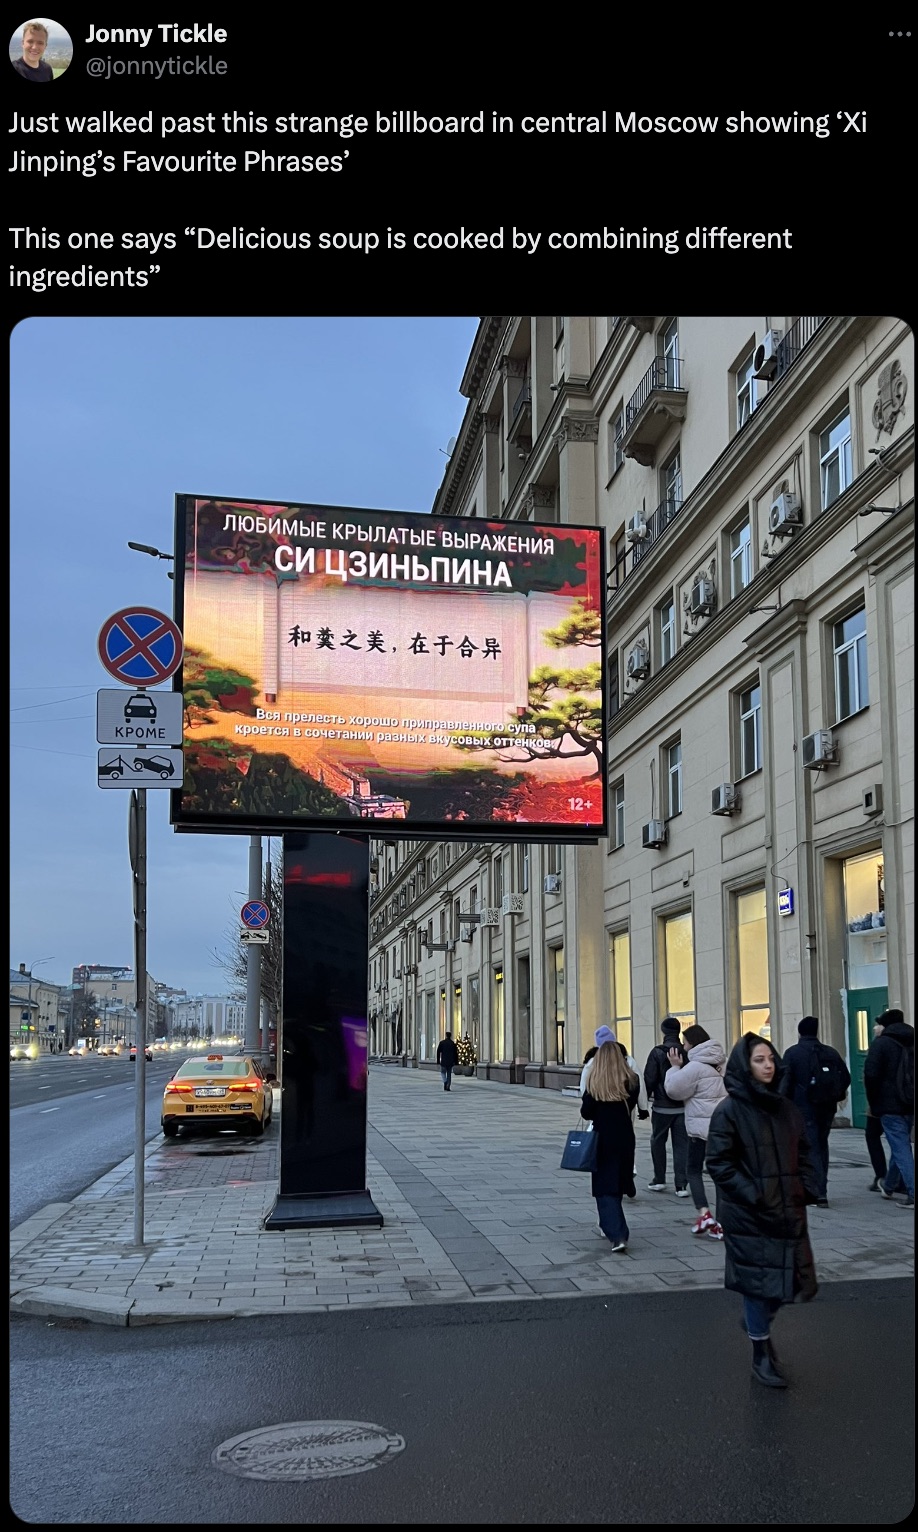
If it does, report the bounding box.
[751,1338,787,1388]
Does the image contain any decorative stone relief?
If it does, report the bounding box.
[553,415,600,450]
[872,359,908,439]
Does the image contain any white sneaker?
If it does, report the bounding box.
[610,1241,628,1253]
[647,1182,666,1192]
[675,1188,691,1198]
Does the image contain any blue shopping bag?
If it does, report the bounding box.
[560,1124,597,1172]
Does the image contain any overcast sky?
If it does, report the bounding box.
[10,316,479,996]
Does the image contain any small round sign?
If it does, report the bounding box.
[98,607,183,686]
[240,900,270,929]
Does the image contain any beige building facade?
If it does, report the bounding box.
[368,316,914,1125]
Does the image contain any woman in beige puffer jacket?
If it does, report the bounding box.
[661,1025,727,1238]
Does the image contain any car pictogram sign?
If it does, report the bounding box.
[98,607,183,686]
[240,900,270,929]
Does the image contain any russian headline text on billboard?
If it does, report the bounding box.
[171,495,607,841]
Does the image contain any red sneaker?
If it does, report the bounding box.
[691,1212,715,1236]
[705,1221,724,1240]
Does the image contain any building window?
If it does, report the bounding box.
[820,407,852,509]
[662,909,695,1026]
[611,780,625,849]
[660,318,680,389]
[609,532,627,590]
[493,855,504,904]
[439,987,446,1036]
[422,991,435,1061]
[608,930,632,1055]
[453,983,462,1032]
[738,682,762,777]
[551,946,566,1064]
[658,596,676,667]
[665,740,682,818]
[661,446,683,512]
[729,518,752,598]
[493,968,505,1060]
[608,649,620,718]
[546,844,561,875]
[611,406,625,474]
[736,352,756,430]
[735,888,769,1043]
[518,844,529,893]
[834,606,868,721]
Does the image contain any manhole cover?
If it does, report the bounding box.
[212,1421,405,1481]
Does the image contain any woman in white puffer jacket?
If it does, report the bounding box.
[661,1025,727,1239]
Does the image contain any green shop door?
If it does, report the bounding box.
[846,988,888,1129]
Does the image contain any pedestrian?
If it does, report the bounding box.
[436,1031,459,1091]
[579,1040,641,1252]
[658,1023,727,1239]
[864,1018,904,1193]
[863,1007,914,1208]
[643,1017,690,1195]
[706,1033,820,1389]
[581,1025,650,1120]
[779,1015,851,1207]
[581,1027,649,1212]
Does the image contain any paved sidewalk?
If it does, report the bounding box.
[10,1066,914,1326]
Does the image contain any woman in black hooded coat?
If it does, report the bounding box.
[706,1032,820,1388]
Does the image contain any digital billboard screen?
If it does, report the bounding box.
[171,495,607,840]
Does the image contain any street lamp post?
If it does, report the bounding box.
[25,958,53,1055]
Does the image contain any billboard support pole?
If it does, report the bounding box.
[245,835,263,1055]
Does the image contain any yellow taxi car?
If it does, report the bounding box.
[161,1053,274,1138]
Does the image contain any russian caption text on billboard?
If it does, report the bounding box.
[171,495,607,840]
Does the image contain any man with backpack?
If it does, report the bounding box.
[864,1007,915,1209]
[780,1016,851,1207]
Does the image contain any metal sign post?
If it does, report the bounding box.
[244,840,264,1057]
[129,787,146,1247]
[98,605,184,1251]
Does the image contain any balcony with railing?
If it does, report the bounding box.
[617,354,687,466]
[775,316,828,379]
[507,380,532,444]
[631,496,684,565]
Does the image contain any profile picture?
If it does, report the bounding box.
[9,18,72,80]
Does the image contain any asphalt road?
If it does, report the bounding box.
[9,1052,186,1228]
[10,1280,913,1524]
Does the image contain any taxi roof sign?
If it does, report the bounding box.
[207,1053,223,1060]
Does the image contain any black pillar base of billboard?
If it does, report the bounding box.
[264,1191,383,1231]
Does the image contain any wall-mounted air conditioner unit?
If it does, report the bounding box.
[480,907,501,926]
[459,929,474,943]
[642,819,668,849]
[802,729,838,769]
[689,577,716,617]
[501,893,525,916]
[768,492,802,538]
[753,329,783,380]
[543,873,562,895]
[627,643,650,681]
[625,514,649,548]
[711,783,739,816]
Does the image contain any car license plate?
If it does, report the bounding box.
[195,1087,226,1098]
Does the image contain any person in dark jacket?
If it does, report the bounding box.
[779,1015,851,1206]
[580,1041,640,1251]
[863,1008,914,1207]
[436,1032,459,1091]
[643,1017,689,1194]
[706,1033,820,1389]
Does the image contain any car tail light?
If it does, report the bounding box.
[166,1080,195,1092]
[227,1080,255,1092]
